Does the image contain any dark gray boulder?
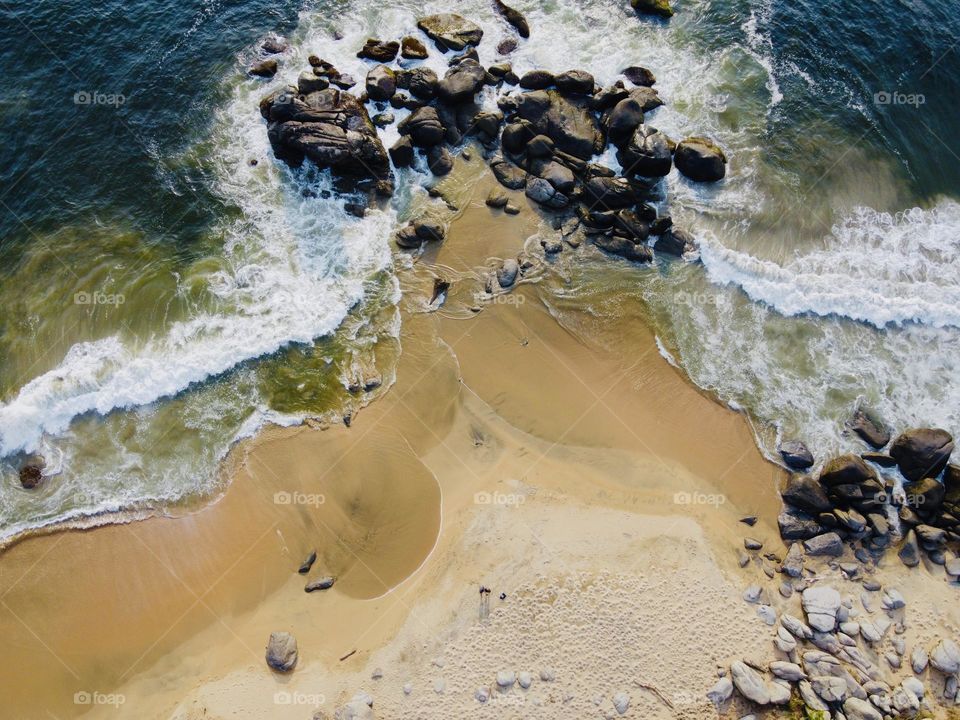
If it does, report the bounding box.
[427,146,454,175]
[631,0,674,18]
[618,125,672,177]
[298,71,330,93]
[556,69,595,95]
[365,65,397,100]
[622,66,656,86]
[417,14,484,51]
[520,69,555,90]
[408,67,439,99]
[582,176,645,209]
[903,477,945,512]
[778,509,824,540]
[803,532,844,557]
[515,90,603,160]
[525,177,570,209]
[357,38,399,62]
[890,428,954,481]
[494,0,530,38]
[389,136,415,167]
[849,409,890,449]
[628,86,664,113]
[898,529,920,567]
[653,227,697,256]
[437,59,487,104]
[818,454,876,487]
[782,475,832,514]
[606,98,644,148]
[593,235,654,263]
[675,137,727,182]
[539,161,575,194]
[780,441,815,470]
[250,59,279,78]
[401,36,429,60]
[502,120,537,154]
[491,158,528,189]
[398,106,445,147]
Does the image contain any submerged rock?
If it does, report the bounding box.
[849,409,890,449]
[19,462,43,489]
[249,58,279,78]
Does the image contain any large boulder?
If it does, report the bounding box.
[618,125,672,177]
[606,98,644,148]
[398,106,445,147]
[890,428,954,481]
[849,409,890,449]
[622,66,656,86]
[654,227,697,257]
[515,90,603,160]
[357,38,399,62]
[365,65,396,100]
[801,586,841,632]
[582,176,645,209]
[491,158,528,189]
[631,0,674,18]
[494,0,530,38]
[778,509,824,540]
[730,661,769,705]
[556,69,595,95]
[903,476,945,513]
[930,638,960,674]
[525,177,570,209]
[263,87,392,186]
[628,86,664,113]
[818,454,876,487]
[782,475,832,514]
[779,440,814,470]
[674,137,727,182]
[265,631,298,672]
[417,14,484,51]
[408,67,439,100]
[593,235,653,263]
[437,59,487,104]
[401,36,429,60]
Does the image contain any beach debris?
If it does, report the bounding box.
[265,631,298,672]
[298,550,317,574]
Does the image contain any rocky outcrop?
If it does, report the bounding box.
[437,59,487,104]
[261,86,392,187]
[357,39,399,62]
[512,90,603,159]
[631,0,674,18]
[417,14,484,51]
[617,125,672,177]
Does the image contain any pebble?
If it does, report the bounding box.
[403,682,413,695]
[496,670,517,688]
[504,202,521,215]
[475,687,489,703]
[881,588,906,610]
[433,679,445,694]
[931,638,960,674]
[778,581,793,598]
[518,671,533,689]
[862,579,882,591]
[737,551,750,568]
[706,677,733,705]
[744,537,763,550]
[742,585,762,604]
[371,667,383,680]
[539,668,555,682]
[612,692,630,715]
[782,543,804,577]
[911,646,928,673]
[769,661,805,681]
[757,605,777,625]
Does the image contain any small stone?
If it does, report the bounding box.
[742,585,762,604]
[782,543,804,578]
[298,550,317,574]
[778,582,793,598]
[496,670,516,688]
[769,661,805,682]
[706,677,733,706]
[744,537,763,550]
[612,692,630,714]
[911,646,929,673]
[403,682,413,695]
[518,671,533,689]
[738,551,750,568]
[730,661,770,705]
[434,678,446,694]
[881,588,906,610]
[486,188,509,208]
[475,687,489,703]
[305,577,335,592]
[539,668,555,682]
[265,631,297,672]
[504,203,521,215]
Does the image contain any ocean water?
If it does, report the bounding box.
[0,0,957,540]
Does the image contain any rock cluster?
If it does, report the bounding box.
[777,423,957,570]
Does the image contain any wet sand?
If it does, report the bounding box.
[0,153,787,719]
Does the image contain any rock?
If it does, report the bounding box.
[653,227,696,257]
[475,687,489,703]
[472,110,503,138]
[372,112,394,128]
[730,661,769,705]
[518,671,533,689]
[334,695,374,720]
[781,613,813,639]
[492,158,529,189]
[674,137,727,182]
[612,691,630,714]
[782,543,804,578]
[744,537,763,550]
[628,86,664,112]
[770,661,805,682]
[261,36,288,54]
[486,188,509,208]
[582,176,645,210]
[556,69,595,95]
[519,69,555,90]
[904,476,945,512]
[498,38,518,55]
[265,631,297,672]
[504,202,521,215]
[606,98,644,148]
[930,638,960,674]
[496,670,516,688]
[819,454,877,487]
[539,668,555,682]
[842,697,882,720]
[946,557,960,576]
[780,441,815,470]
[417,14,484,51]
[398,107,445,147]
[250,59,279,78]
[305,576,335,592]
[427,146,453,176]
[525,177,569,208]
[778,509,824,540]
[19,462,43,489]
[413,220,445,242]
[514,90,603,160]
[592,235,654,263]
[389,137,415,167]
[803,532,844,557]
[811,675,848,703]
[618,125,672,177]
[802,586,841,632]
[401,36,429,60]
[331,72,357,90]
[890,428,954,481]
[358,38,400,62]
[298,550,317,574]
[706,677,733,706]
[263,86,392,185]
[849,409,890,449]
[494,0,530,38]
[408,67,439,100]
[911,647,929,674]
[403,682,413,695]
[631,0,674,18]
[782,475,832,514]
[366,65,396,100]
[437,59,487,103]
[540,161,575,194]
[881,588,905,609]
[497,259,520,288]
[758,605,777,625]
[892,685,920,716]
[862,451,896,467]
[622,66,656,86]
[898,529,921,567]
[527,134,555,157]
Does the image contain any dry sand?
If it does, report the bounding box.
[3,152,957,719]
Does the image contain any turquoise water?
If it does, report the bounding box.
[0,0,957,539]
